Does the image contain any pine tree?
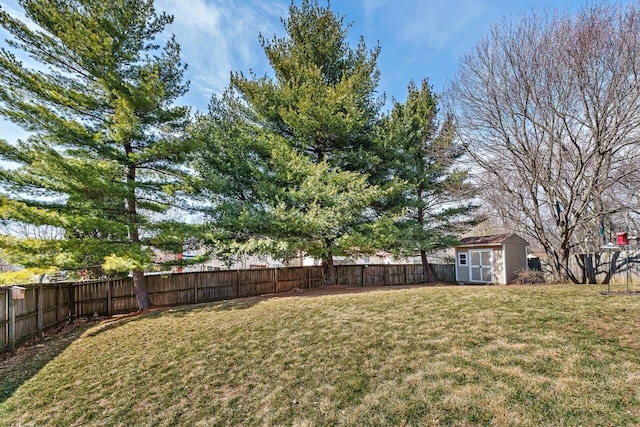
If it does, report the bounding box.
[0,0,194,309]
[376,80,477,281]
[194,0,384,283]
[232,0,381,169]
[192,91,382,283]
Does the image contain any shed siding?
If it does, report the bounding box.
[493,247,504,284]
[503,242,527,283]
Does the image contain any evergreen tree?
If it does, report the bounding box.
[194,0,384,283]
[232,0,381,170]
[376,80,477,281]
[0,0,194,309]
[192,92,382,283]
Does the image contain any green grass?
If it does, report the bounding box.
[1,284,640,426]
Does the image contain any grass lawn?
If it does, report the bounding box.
[1,284,639,426]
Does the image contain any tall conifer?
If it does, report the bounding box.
[0,0,193,309]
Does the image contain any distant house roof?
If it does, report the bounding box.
[457,233,528,247]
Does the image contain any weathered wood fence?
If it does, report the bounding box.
[334,263,455,286]
[1,263,454,354]
[567,250,640,290]
[71,266,325,317]
[1,283,72,354]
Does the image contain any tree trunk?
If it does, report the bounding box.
[420,250,436,283]
[549,244,580,284]
[583,254,597,284]
[124,143,152,311]
[132,269,151,311]
[322,255,336,285]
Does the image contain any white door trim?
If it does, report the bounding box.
[469,249,493,283]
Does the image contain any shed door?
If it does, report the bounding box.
[469,250,492,283]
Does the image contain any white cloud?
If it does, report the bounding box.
[0,0,291,117]
[157,0,288,111]
[361,0,388,19]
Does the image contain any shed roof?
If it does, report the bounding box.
[457,233,528,247]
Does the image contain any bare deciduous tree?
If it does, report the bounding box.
[0,221,65,240]
[451,3,640,282]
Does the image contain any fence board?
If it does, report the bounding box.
[238,269,276,297]
[14,287,37,344]
[406,265,422,284]
[567,251,640,290]
[201,271,240,301]
[387,265,406,285]
[307,266,323,289]
[110,279,136,314]
[431,264,455,283]
[335,264,452,286]
[147,274,194,307]
[364,265,382,286]
[199,283,238,301]
[336,265,363,286]
[0,288,6,352]
[75,281,108,317]
[55,284,69,323]
[41,285,61,330]
[276,267,311,292]
[7,287,36,346]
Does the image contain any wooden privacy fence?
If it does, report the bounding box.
[1,266,323,353]
[335,263,455,286]
[1,263,454,354]
[72,266,324,317]
[1,283,72,354]
[568,250,640,291]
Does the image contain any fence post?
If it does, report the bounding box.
[384,265,388,286]
[336,266,339,286]
[404,265,408,285]
[361,265,366,287]
[236,270,241,298]
[8,290,15,353]
[274,268,278,294]
[107,281,113,315]
[307,267,312,289]
[37,278,44,338]
[55,283,60,323]
[68,283,75,322]
[194,275,199,304]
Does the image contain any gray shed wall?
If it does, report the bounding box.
[503,242,528,283]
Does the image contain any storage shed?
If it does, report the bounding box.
[454,233,529,285]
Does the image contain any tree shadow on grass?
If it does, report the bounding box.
[0,321,94,403]
[83,284,445,338]
[82,298,264,338]
[0,284,442,404]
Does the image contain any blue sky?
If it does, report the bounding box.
[150,0,587,110]
[0,0,591,142]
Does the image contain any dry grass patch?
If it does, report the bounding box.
[1,285,639,426]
